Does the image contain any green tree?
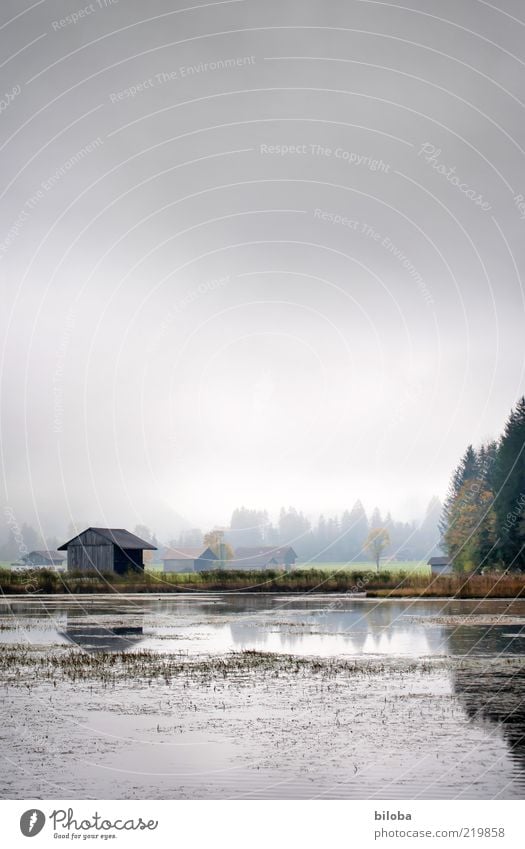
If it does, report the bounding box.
[478,441,498,489]
[440,445,480,539]
[443,479,497,572]
[493,397,525,571]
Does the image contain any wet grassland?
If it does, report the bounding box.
[1,595,525,799]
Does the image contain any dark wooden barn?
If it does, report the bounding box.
[58,527,157,575]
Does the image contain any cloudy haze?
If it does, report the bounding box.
[1,0,524,538]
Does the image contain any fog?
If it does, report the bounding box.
[1,0,524,539]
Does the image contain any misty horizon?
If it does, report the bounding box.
[2,0,525,818]
[2,495,444,568]
[3,494,442,545]
[1,0,524,549]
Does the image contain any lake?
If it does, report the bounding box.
[1,594,524,799]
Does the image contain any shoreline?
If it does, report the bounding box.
[0,590,524,601]
[1,568,524,599]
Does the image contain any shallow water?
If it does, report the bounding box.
[1,594,524,799]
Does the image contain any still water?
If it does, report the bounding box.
[1,594,524,799]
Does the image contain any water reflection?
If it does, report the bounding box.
[60,613,145,652]
[1,596,525,659]
[1,595,525,798]
[446,621,525,779]
[224,599,447,656]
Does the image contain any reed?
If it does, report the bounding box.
[0,645,449,685]
[0,568,524,597]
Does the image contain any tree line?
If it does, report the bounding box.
[175,499,443,563]
[440,397,525,572]
[12,391,524,573]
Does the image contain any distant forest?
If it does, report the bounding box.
[3,397,523,570]
[0,500,442,565]
[174,499,443,564]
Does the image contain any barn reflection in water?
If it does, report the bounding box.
[60,613,144,652]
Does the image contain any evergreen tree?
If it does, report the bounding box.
[278,507,311,555]
[339,510,353,560]
[316,515,327,560]
[444,479,497,572]
[440,445,480,539]
[326,517,339,559]
[493,397,525,570]
[44,535,60,552]
[177,528,204,547]
[344,500,369,559]
[0,522,41,561]
[478,441,498,489]
[0,529,21,561]
[415,496,443,558]
[440,442,501,570]
[370,507,382,529]
[229,507,267,546]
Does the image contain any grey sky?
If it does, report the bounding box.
[1,0,524,537]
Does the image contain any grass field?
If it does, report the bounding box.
[3,560,428,574]
[294,560,430,574]
[145,560,430,575]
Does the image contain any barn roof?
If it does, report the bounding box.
[231,553,281,569]
[58,528,157,551]
[23,550,66,561]
[235,546,297,558]
[428,556,450,566]
[162,546,218,561]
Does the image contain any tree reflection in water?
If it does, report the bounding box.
[448,625,525,777]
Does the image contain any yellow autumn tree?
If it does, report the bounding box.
[364,527,390,571]
[203,530,234,566]
[444,479,497,572]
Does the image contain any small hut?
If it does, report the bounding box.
[58,527,157,574]
[428,556,453,576]
[232,546,297,570]
[162,546,218,573]
[21,550,66,569]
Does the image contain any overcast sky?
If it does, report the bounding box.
[1,0,524,537]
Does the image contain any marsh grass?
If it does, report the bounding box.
[0,567,524,597]
[3,645,523,693]
[0,645,451,686]
[367,573,525,599]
